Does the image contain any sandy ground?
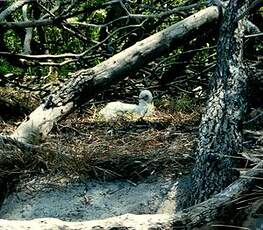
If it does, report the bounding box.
[0,109,194,224]
[0,175,177,221]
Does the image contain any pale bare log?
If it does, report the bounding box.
[22,4,33,55]
[11,6,220,144]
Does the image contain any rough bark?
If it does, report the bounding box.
[177,0,255,210]
[11,6,220,144]
[0,160,262,229]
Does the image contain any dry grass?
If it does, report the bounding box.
[0,105,200,184]
[41,107,200,180]
[0,87,39,121]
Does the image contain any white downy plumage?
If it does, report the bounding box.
[99,90,154,120]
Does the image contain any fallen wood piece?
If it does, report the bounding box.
[10,6,220,144]
[0,160,262,229]
[0,214,172,230]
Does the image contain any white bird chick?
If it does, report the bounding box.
[99,90,154,120]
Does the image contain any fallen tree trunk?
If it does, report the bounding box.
[0,160,262,229]
[10,6,220,144]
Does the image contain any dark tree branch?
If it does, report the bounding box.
[0,0,34,21]
[234,0,263,22]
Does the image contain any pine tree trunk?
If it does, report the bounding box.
[177,0,254,210]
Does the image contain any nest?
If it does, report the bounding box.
[46,108,199,180]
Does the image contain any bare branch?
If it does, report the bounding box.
[0,0,34,21]
[0,51,85,60]
[0,1,107,29]
[0,18,56,28]
[235,0,263,22]
[70,3,202,29]
[0,20,147,66]
[0,2,201,29]
[245,32,263,38]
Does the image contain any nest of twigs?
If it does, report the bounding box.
[44,108,199,180]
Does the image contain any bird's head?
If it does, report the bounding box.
[138,90,153,104]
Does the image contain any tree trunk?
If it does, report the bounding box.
[11,6,220,144]
[177,0,255,210]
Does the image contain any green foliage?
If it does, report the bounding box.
[0,59,23,75]
[80,0,106,8]
[173,94,195,113]
[90,9,107,23]
[155,94,195,113]
[4,30,22,53]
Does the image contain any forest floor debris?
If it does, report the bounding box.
[0,105,262,228]
[0,107,198,221]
